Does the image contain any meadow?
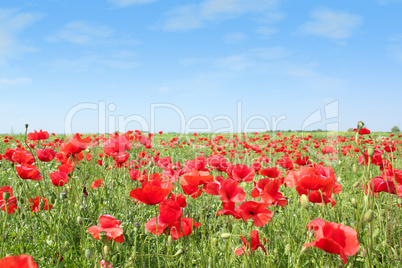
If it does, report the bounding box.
[0,124,401,267]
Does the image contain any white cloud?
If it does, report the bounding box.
[223,32,247,44]
[298,7,363,40]
[251,46,290,60]
[46,21,114,44]
[108,0,158,7]
[254,26,277,37]
[0,77,32,86]
[215,55,253,71]
[0,9,43,65]
[157,0,278,32]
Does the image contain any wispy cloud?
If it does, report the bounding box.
[298,7,363,40]
[375,0,402,4]
[223,32,247,44]
[0,77,32,86]
[155,0,278,32]
[0,8,43,65]
[108,0,158,7]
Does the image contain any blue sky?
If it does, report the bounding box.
[1,0,402,134]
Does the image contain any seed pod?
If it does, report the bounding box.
[367,147,375,157]
[357,121,364,131]
[99,231,107,242]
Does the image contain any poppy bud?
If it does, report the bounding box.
[353,180,361,188]
[364,209,374,223]
[174,248,185,256]
[364,195,369,207]
[351,198,357,207]
[103,245,110,257]
[357,121,364,131]
[167,235,174,245]
[25,124,29,130]
[77,216,84,225]
[352,164,358,173]
[39,199,46,210]
[220,233,231,239]
[397,197,402,206]
[172,165,177,171]
[60,191,67,201]
[99,231,107,242]
[2,191,10,202]
[367,147,375,157]
[300,194,309,209]
[85,249,93,259]
[301,247,310,255]
[64,241,70,247]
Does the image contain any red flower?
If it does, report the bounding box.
[0,254,39,268]
[354,127,370,135]
[61,134,91,155]
[16,163,42,181]
[91,179,104,189]
[303,219,359,265]
[362,176,396,197]
[358,149,383,166]
[226,164,255,183]
[145,199,200,240]
[180,169,214,198]
[130,180,174,205]
[259,167,281,178]
[88,215,124,243]
[236,201,273,227]
[276,155,294,170]
[216,202,240,219]
[11,149,35,164]
[29,197,52,212]
[0,186,18,214]
[251,178,287,207]
[36,148,57,162]
[28,130,49,140]
[235,230,267,256]
[49,171,69,186]
[208,155,230,172]
[321,145,334,155]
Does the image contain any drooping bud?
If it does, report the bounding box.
[351,198,358,207]
[77,216,84,226]
[352,164,358,173]
[300,194,309,210]
[167,235,174,245]
[357,121,364,131]
[364,209,374,223]
[60,191,67,201]
[174,248,185,256]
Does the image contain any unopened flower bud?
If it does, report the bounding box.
[220,233,231,239]
[167,235,174,245]
[352,164,358,173]
[357,121,364,131]
[351,198,357,207]
[174,248,185,256]
[85,249,93,259]
[300,194,309,209]
[99,231,107,242]
[3,191,10,202]
[102,245,110,257]
[77,216,84,225]
[367,147,375,157]
[397,197,402,206]
[39,199,45,210]
[353,180,361,188]
[364,209,374,223]
[64,241,70,247]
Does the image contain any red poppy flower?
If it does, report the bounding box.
[36,148,57,162]
[16,163,42,181]
[130,180,174,205]
[29,197,52,212]
[0,186,18,214]
[358,149,383,166]
[183,155,208,172]
[61,134,91,155]
[145,199,200,240]
[251,178,287,207]
[259,167,281,178]
[216,202,240,219]
[88,214,124,243]
[57,163,74,174]
[354,127,370,135]
[11,149,35,164]
[180,169,214,198]
[321,146,334,155]
[236,201,273,227]
[49,171,69,186]
[362,176,396,197]
[28,129,49,140]
[0,254,39,268]
[212,178,246,203]
[303,219,359,265]
[91,179,104,189]
[98,260,113,268]
[276,155,294,170]
[235,230,267,256]
[226,164,255,183]
[208,155,230,172]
